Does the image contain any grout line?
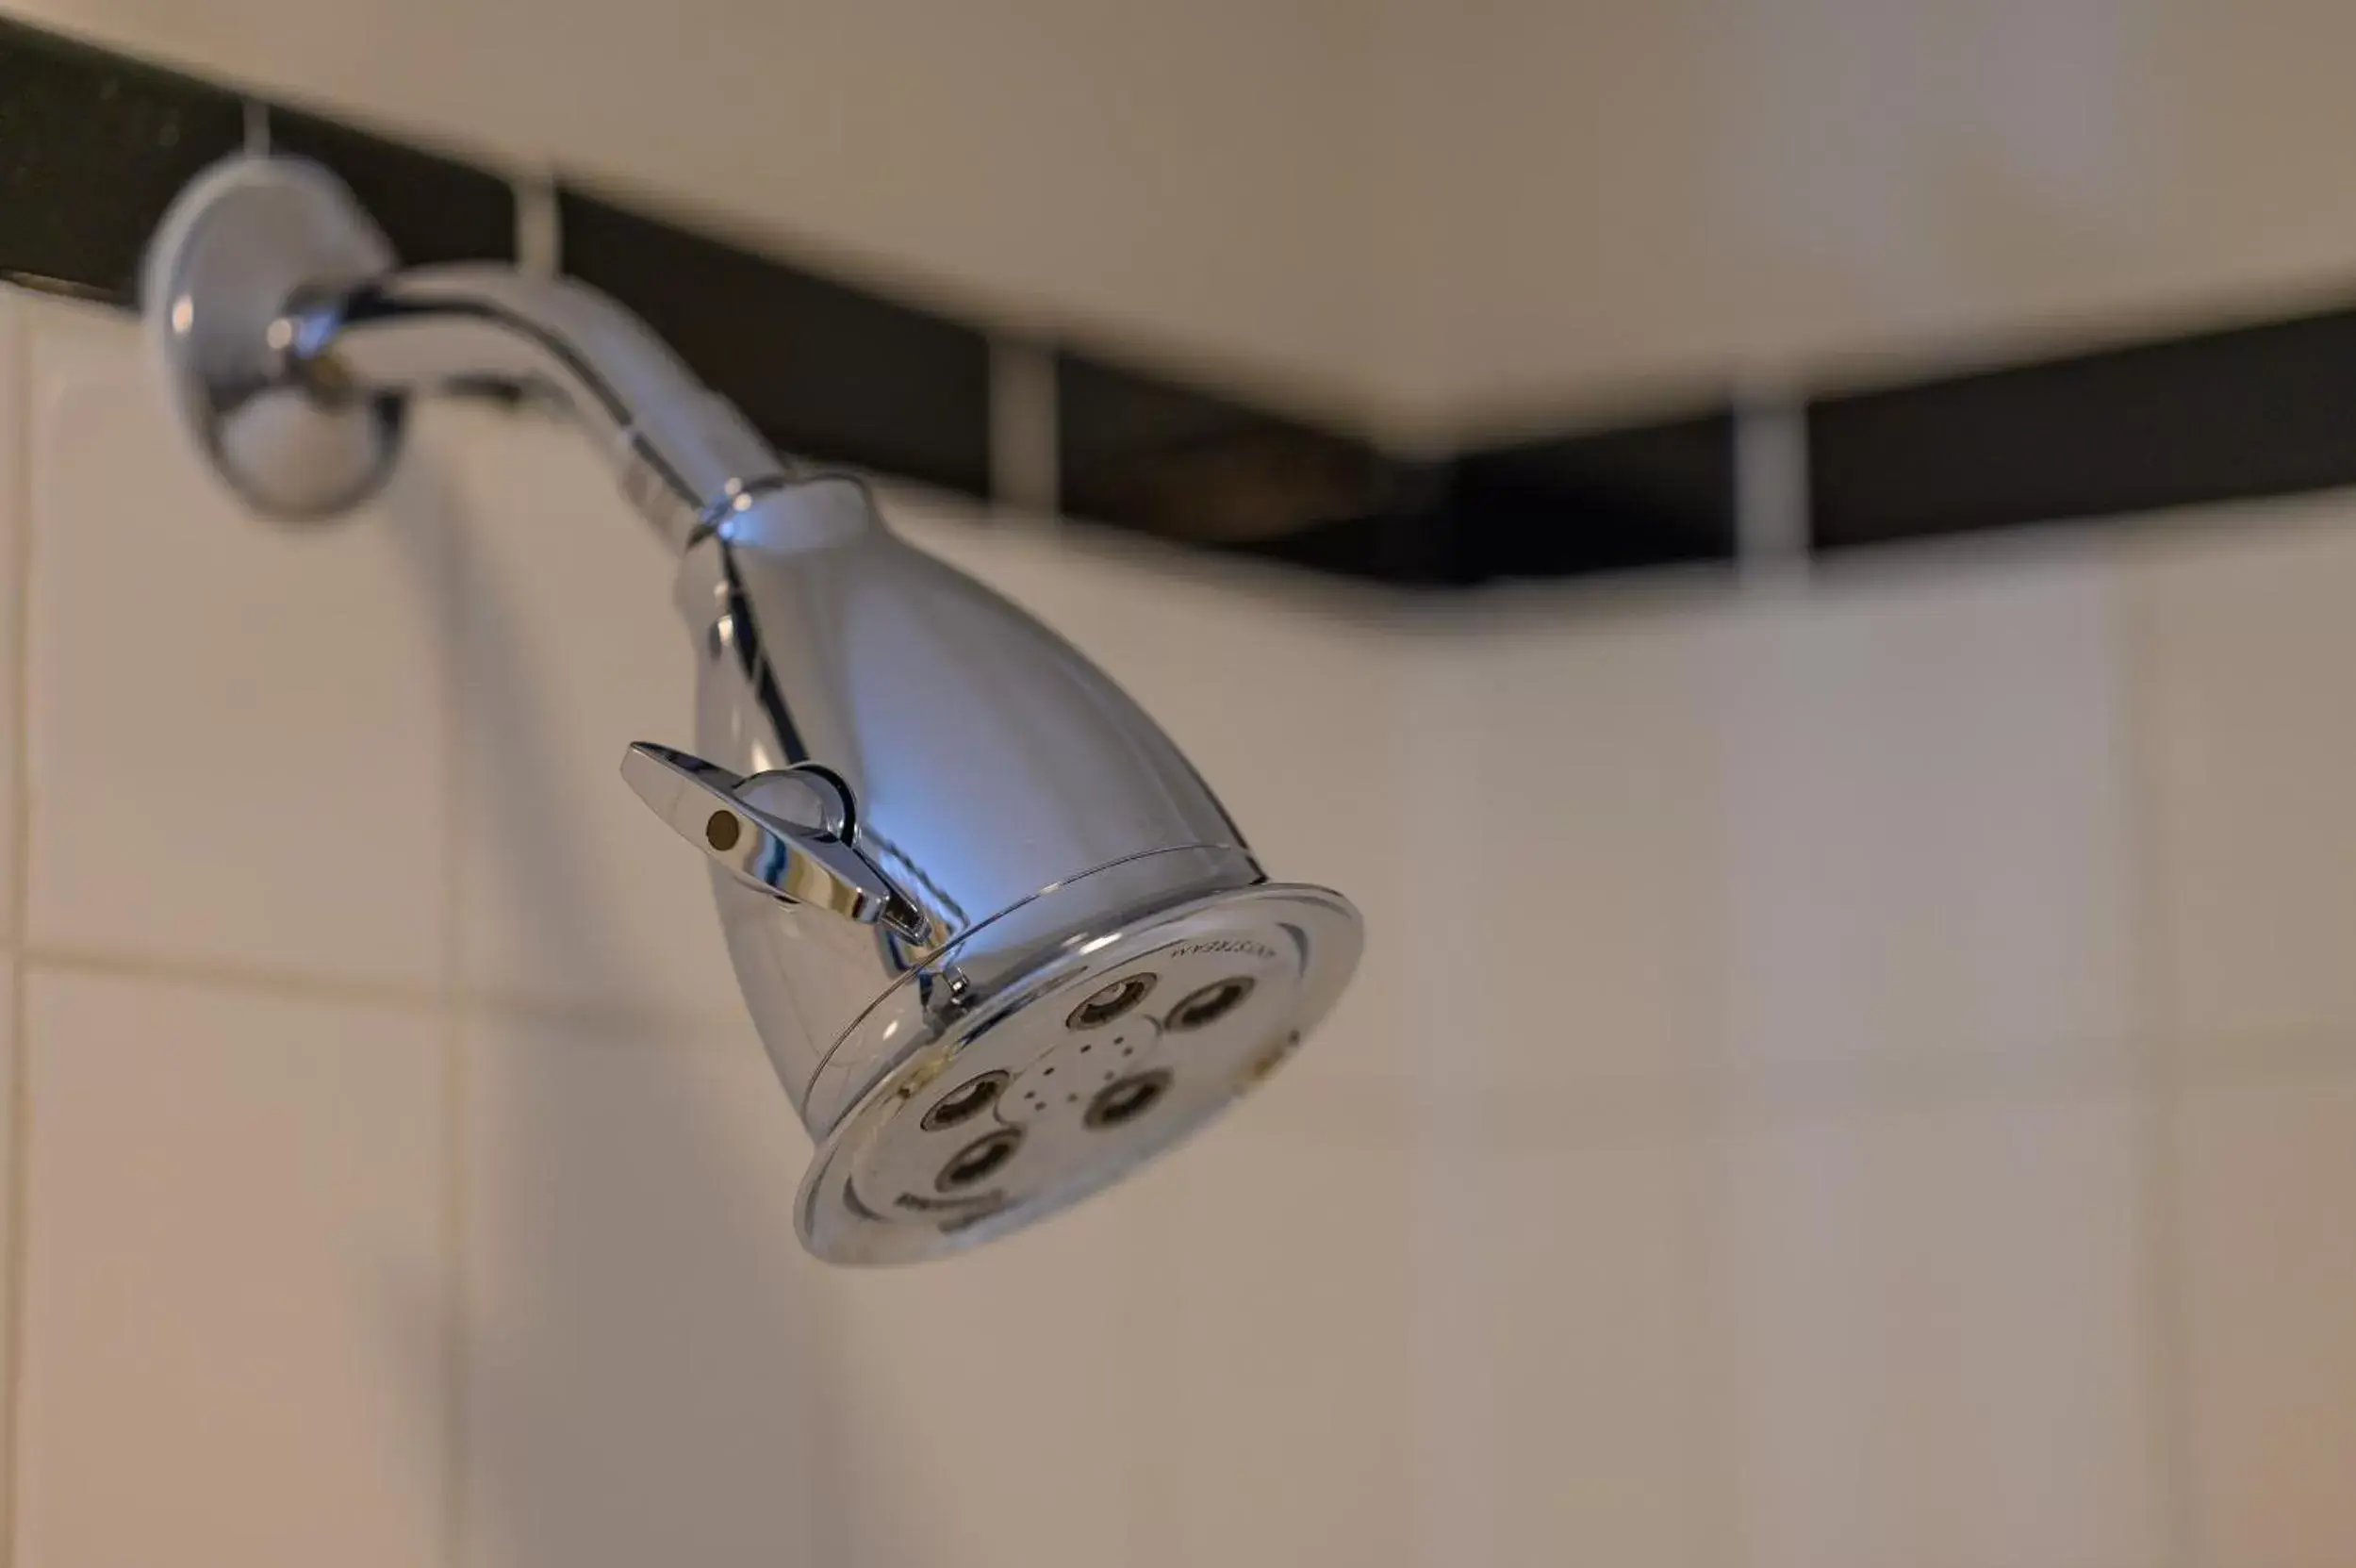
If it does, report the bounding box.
[8,942,751,1043]
[455,986,748,1046]
[498,984,762,1043]
[1678,1084,1746,1568]
[17,942,445,1012]
[13,929,2356,1113]
[1733,386,1811,577]
[1288,1029,2356,1154]
[987,336,1059,518]
[0,267,35,1568]
[1394,646,1500,1568]
[2113,552,2201,1568]
[512,174,560,281]
[435,471,470,1568]
[25,924,2356,1114]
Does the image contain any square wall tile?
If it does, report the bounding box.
[2131,492,2356,1054]
[460,1016,849,1568]
[1432,1128,1729,1568]
[16,968,446,1568]
[1717,1094,2164,1568]
[1129,1098,1424,1568]
[25,299,451,986]
[1425,589,1730,1092]
[1720,553,2135,1073]
[2174,1063,2356,1568]
[450,408,741,1026]
[823,1146,1154,1568]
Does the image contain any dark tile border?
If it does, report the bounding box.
[0,22,243,303]
[1051,353,1737,586]
[5,12,2355,586]
[1444,413,1740,582]
[1809,308,2356,551]
[267,107,516,268]
[1229,416,1739,586]
[558,190,992,498]
[1054,351,1402,550]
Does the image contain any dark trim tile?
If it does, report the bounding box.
[1234,465,1454,585]
[1810,307,2356,550]
[1234,413,1738,587]
[0,19,244,303]
[40,9,2356,586]
[1061,361,1738,587]
[557,190,992,497]
[1056,351,1398,547]
[1440,412,1739,584]
[267,107,514,267]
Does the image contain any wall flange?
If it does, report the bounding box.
[143,156,406,520]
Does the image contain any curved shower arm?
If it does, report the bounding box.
[284,265,790,549]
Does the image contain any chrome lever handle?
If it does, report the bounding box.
[621,742,928,940]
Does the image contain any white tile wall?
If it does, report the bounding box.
[2131,490,2356,1060]
[25,299,454,990]
[824,1147,1152,1568]
[1715,1092,2166,1568]
[1131,1098,1425,1568]
[1420,586,1732,1097]
[1440,1126,1729,1568]
[458,1014,846,1568]
[450,416,744,1029]
[6,276,2356,1568]
[15,968,447,1568]
[2173,1062,2356,1568]
[1718,548,2137,1080]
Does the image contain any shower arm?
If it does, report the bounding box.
[146,157,789,546]
[281,266,790,551]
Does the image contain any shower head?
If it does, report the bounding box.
[142,157,1361,1263]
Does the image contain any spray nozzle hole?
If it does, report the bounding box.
[1168,976,1255,1032]
[1085,1070,1171,1130]
[937,1128,1023,1190]
[1067,973,1156,1030]
[920,1070,1008,1131]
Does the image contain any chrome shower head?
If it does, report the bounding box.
[142,156,1362,1263]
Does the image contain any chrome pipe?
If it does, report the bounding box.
[284,265,786,549]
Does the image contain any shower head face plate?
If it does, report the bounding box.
[799,882,1360,1263]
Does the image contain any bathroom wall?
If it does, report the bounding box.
[5,3,2356,1566]
[4,0,1380,428]
[5,274,2356,1568]
[1359,0,2356,436]
[31,0,2356,444]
